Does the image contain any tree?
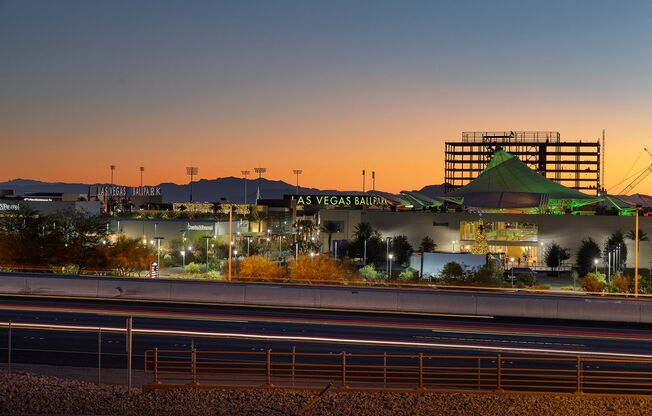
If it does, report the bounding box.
[106,235,155,277]
[391,234,413,265]
[576,237,601,277]
[470,219,489,254]
[248,209,267,233]
[320,221,341,257]
[418,236,436,253]
[353,222,375,241]
[45,209,108,274]
[0,206,45,265]
[604,230,627,271]
[626,229,649,242]
[544,243,571,268]
[288,255,352,280]
[441,262,465,281]
[347,222,383,266]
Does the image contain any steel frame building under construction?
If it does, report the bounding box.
[444,131,601,195]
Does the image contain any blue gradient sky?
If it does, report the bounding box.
[1,0,651,193]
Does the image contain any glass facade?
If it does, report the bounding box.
[461,220,541,264]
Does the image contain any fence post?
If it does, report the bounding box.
[265,350,272,388]
[496,353,502,391]
[383,352,387,387]
[126,317,133,393]
[477,358,481,390]
[154,348,159,384]
[191,348,197,385]
[7,320,11,374]
[97,328,102,385]
[576,355,582,394]
[418,353,424,391]
[341,352,347,389]
[292,346,296,387]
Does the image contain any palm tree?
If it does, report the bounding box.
[353,222,374,241]
[320,221,341,257]
[626,229,649,242]
[248,209,267,233]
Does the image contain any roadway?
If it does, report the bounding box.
[2,294,652,374]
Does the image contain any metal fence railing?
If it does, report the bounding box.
[143,349,652,395]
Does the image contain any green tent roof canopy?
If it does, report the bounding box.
[445,148,602,210]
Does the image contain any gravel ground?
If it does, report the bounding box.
[2,371,652,415]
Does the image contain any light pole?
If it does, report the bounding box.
[221,198,234,280]
[247,238,251,257]
[254,167,267,201]
[363,239,367,265]
[452,240,457,253]
[293,169,302,195]
[139,166,144,187]
[154,237,164,273]
[635,205,640,297]
[383,237,391,273]
[594,258,599,274]
[388,253,394,278]
[181,250,186,269]
[203,235,212,273]
[233,250,238,276]
[241,170,250,204]
[510,257,515,287]
[110,164,116,185]
[186,166,198,202]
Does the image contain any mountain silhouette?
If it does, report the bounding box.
[0,177,429,204]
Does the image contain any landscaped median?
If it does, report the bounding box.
[2,371,652,416]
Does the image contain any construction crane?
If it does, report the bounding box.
[617,148,652,195]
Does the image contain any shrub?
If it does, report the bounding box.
[580,273,606,293]
[515,272,537,287]
[288,256,352,280]
[359,264,381,280]
[238,256,284,278]
[398,268,418,282]
[205,270,225,280]
[610,274,631,293]
[470,262,504,286]
[184,262,201,274]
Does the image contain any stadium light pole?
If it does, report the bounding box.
[110,165,116,185]
[241,170,250,204]
[254,167,267,201]
[139,166,144,187]
[293,169,303,195]
[186,167,199,202]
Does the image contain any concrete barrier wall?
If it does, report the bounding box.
[2,273,651,324]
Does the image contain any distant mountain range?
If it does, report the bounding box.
[0,178,447,204]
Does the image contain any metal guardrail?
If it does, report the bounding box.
[143,349,652,395]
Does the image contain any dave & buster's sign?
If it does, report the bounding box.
[285,194,388,207]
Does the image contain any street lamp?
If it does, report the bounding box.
[233,250,239,276]
[181,250,186,269]
[594,258,599,274]
[388,253,394,278]
[202,235,212,273]
[154,236,165,274]
[510,257,515,287]
[220,197,235,280]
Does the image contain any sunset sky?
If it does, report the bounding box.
[2,0,652,194]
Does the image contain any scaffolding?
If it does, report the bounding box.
[444,131,601,195]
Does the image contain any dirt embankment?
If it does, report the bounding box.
[2,372,652,415]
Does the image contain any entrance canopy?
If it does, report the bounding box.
[444,148,602,210]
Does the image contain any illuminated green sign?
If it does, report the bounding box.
[285,194,389,207]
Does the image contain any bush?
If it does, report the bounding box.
[515,272,537,287]
[205,270,225,280]
[288,256,353,280]
[184,262,202,274]
[610,274,631,293]
[398,268,418,281]
[238,256,284,278]
[359,264,381,280]
[470,262,504,286]
[580,273,606,293]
